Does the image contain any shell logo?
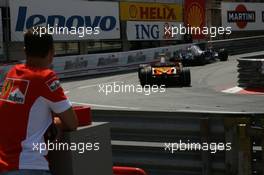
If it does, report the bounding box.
[186,2,204,27]
[129,5,138,19]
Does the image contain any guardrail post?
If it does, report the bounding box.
[237,118,251,175]
[261,119,264,175]
[262,138,264,175]
[224,118,238,175]
[262,135,264,175]
[201,118,211,175]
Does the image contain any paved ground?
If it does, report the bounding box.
[61,51,264,113]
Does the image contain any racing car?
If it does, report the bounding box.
[138,54,191,86]
[174,44,228,66]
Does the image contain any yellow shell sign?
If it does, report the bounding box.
[120,2,183,22]
[186,2,204,27]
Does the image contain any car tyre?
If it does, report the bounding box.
[181,68,191,86]
[139,67,152,86]
[218,49,228,61]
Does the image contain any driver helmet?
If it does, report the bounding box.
[160,56,166,63]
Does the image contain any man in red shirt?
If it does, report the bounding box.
[0,28,78,175]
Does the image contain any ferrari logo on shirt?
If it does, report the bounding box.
[2,79,13,96]
[0,78,29,104]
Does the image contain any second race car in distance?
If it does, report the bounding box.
[138,54,191,87]
[173,44,228,66]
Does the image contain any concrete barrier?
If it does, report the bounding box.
[49,122,113,175]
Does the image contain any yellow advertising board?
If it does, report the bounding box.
[120,2,183,22]
[0,8,3,56]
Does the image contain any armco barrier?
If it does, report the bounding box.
[92,109,264,175]
[208,35,264,55]
[53,35,264,79]
[51,44,190,79]
[1,35,264,86]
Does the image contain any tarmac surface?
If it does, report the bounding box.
[62,51,264,113]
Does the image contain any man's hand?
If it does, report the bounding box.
[54,107,79,131]
[45,107,78,142]
[53,117,64,141]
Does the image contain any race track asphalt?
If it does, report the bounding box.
[61,51,264,113]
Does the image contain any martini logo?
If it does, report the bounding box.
[0,78,29,104]
[227,4,255,29]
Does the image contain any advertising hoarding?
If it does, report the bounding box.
[120,2,182,22]
[221,2,264,31]
[9,0,120,41]
[126,21,183,41]
[0,8,3,56]
[0,43,192,86]
[184,0,206,39]
[51,43,191,79]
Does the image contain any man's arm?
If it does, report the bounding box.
[54,107,78,131]
[41,71,79,131]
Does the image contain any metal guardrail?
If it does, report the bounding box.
[92,110,264,175]
[207,35,264,55]
[1,35,264,88]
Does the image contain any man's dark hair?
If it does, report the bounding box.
[24,27,54,58]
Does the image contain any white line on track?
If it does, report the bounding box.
[222,86,243,93]
[77,81,124,89]
[71,101,140,110]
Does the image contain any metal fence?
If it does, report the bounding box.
[92,110,264,175]
[208,35,264,55]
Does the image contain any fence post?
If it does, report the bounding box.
[224,118,238,175]
[201,118,211,175]
[237,118,251,175]
[261,119,264,175]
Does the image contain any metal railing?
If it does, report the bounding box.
[208,35,264,55]
[92,110,264,175]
